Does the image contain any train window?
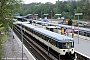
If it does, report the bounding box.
[32,29,33,32]
[81,31,84,36]
[37,33,39,37]
[40,33,42,37]
[49,38,53,44]
[87,32,90,37]
[36,32,38,36]
[33,31,35,34]
[43,35,46,40]
[79,31,81,35]
[38,32,40,36]
[53,39,56,46]
[62,43,66,49]
[79,30,83,35]
[47,36,49,41]
[72,42,74,47]
[74,31,78,34]
[35,31,36,34]
[26,27,28,31]
[83,32,86,36]
[62,42,72,49]
[29,28,31,32]
[44,36,48,41]
[42,34,45,39]
[56,41,60,48]
[40,33,42,38]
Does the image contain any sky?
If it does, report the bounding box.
[23,0,63,4]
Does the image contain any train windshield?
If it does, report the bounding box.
[62,42,74,49]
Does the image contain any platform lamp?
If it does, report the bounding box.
[55,14,61,24]
[75,13,83,44]
[51,11,52,23]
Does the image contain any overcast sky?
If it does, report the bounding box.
[23,0,63,4]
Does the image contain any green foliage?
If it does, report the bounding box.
[0,0,22,32]
[20,0,90,20]
[0,33,8,60]
[0,0,22,59]
[68,19,72,25]
[75,7,82,13]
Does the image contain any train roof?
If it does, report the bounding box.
[13,21,30,24]
[22,24,73,42]
[78,27,90,32]
[32,20,90,32]
[58,24,90,32]
[34,27,73,42]
[46,26,57,28]
[23,24,36,29]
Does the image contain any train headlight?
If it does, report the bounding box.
[63,50,65,52]
[72,49,73,51]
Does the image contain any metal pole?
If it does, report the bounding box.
[41,11,42,18]
[78,15,79,44]
[21,23,23,60]
[48,39,49,55]
[12,25,14,51]
[74,15,75,20]
[51,11,52,23]
[58,16,59,24]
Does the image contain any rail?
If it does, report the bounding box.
[75,50,90,60]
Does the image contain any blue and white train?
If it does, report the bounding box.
[15,23,75,59]
[31,20,90,40]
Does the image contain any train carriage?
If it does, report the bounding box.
[17,23,75,59]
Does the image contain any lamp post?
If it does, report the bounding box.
[55,14,61,24]
[75,13,83,44]
[13,21,30,60]
[51,11,52,23]
[43,14,49,19]
[34,14,38,20]
[21,23,23,60]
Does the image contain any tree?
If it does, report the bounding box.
[0,0,22,59]
[0,0,22,32]
[68,19,72,25]
[81,0,90,19]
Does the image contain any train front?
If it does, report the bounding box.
[60,40,75,60]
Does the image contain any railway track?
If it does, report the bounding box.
[13,26,54,60]
[75,51,90,60]
[13,25,90,60]
[13,25,74,60]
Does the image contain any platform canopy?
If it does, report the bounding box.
[34,14,38,15]
[55,14,61,16]
[43,14,49,15]
[75,13,83,15]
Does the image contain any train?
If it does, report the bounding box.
[14,22,75,59]
[31,20,90,40]
[15,16,90,39]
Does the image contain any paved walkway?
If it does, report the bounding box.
[74,36,90,59]
[2,31,29,60]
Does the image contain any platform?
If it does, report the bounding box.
[74,36,90,59]
[13,32,36,60]
[3,30,36,60]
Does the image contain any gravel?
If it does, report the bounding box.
[2,31,29,60]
